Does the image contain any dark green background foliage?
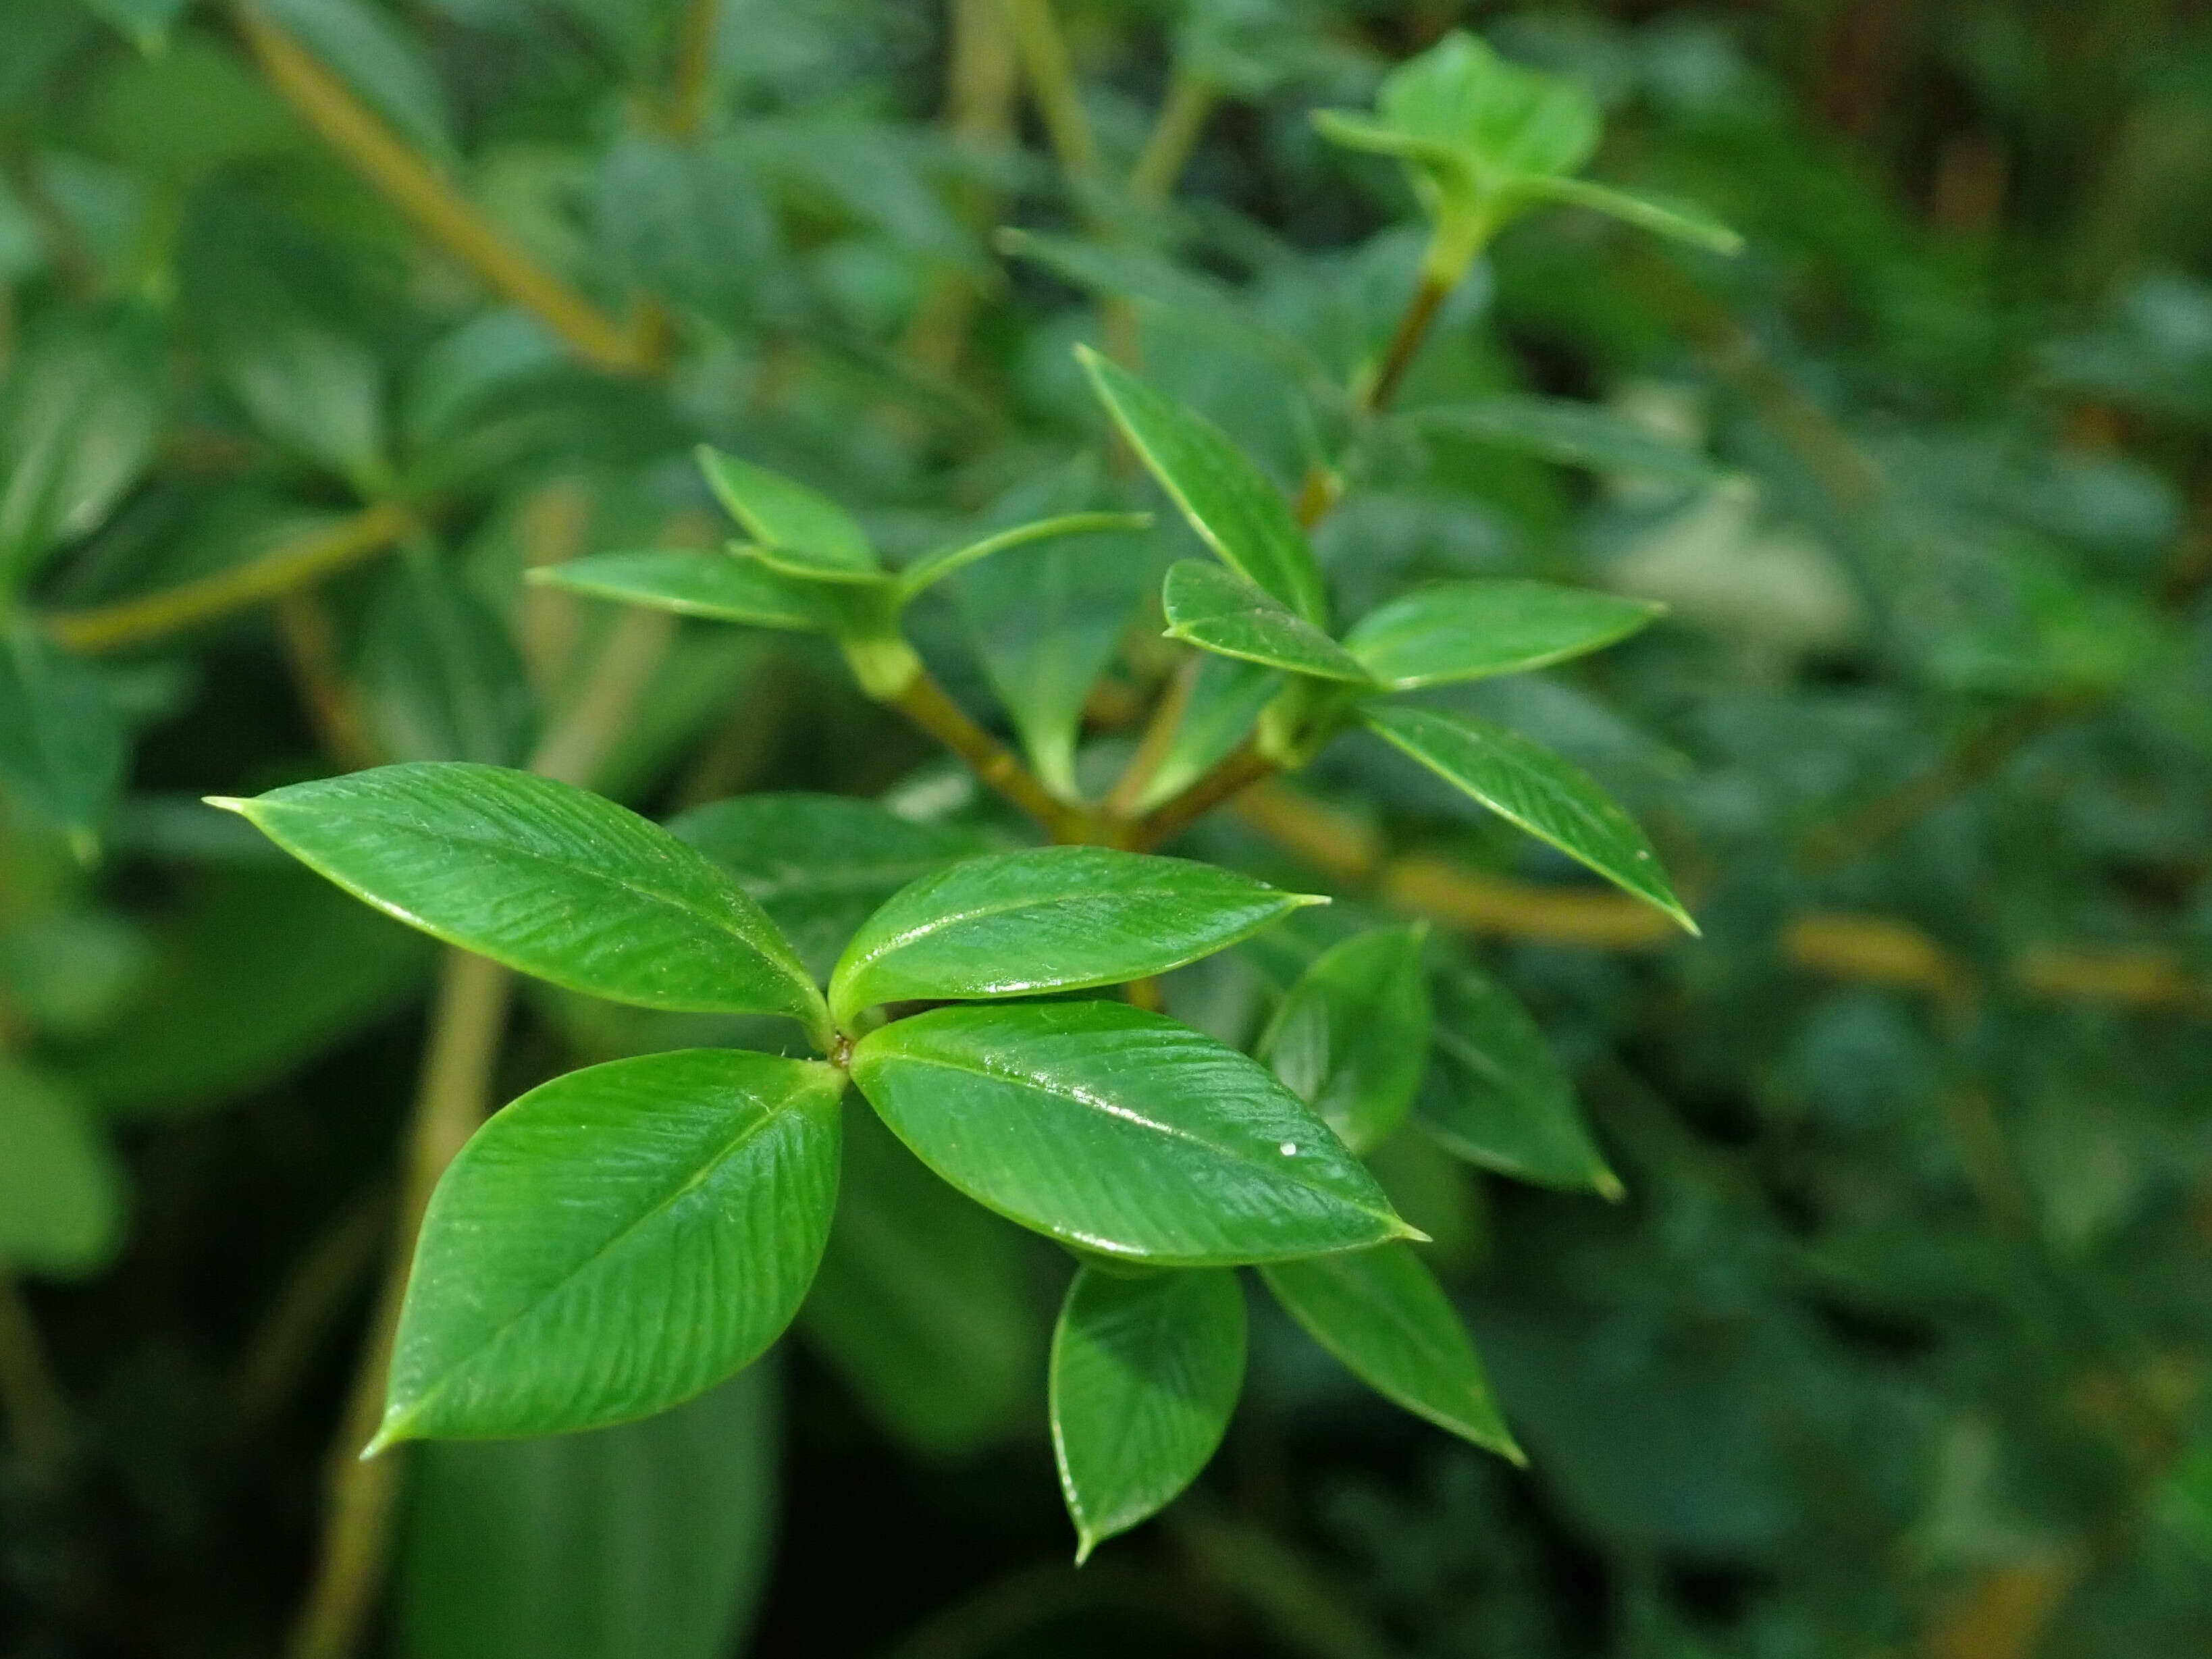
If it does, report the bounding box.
[4,1,2212,1656]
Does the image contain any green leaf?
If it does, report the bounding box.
[211,764,829,1038]
[258,0,456,161]
[830,846,1323,1026]
[1162,560,1375,685]
[373,1049,843,1447]
[895,511,1151,602]
[1525,177,1745,255]
[80,0,193,51]
[359,555,537,767]
[1419,964,1618,1196]
[1261,1242,1518,1457]
[0,1058,124,1278]
[398,1364,779,1659]
[695,446,879,580]
[955,480,1157,797]
[0,311,161,590]
[799,1103,1041,1459]
[1402,398,1720,489]
[529,550,837,633]
[1051,1265,1245,1562]
[1130,656,1282,813]
[1261,926,1432,1154]
[1077,346,1329,625]
[1342,579,1664,690]
[849,1001,1413,1265]
[1361,705,1694,932]
[0,622,124,833]
[671,793,986,985]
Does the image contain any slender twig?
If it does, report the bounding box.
[1103,654,1201,818]
[285,608,676,1659]
[887,667,1093,840]
[45,502,415,654]
[1359,272,1450,417]
[232,5,653,378]
[287,949,514,1659]
[0,1269,72,1483]
[666,0,724,140]
[1128,742,1275,849]
[273,591,385,772]
[1129,66,1217,205]
[1007,0,1099,182]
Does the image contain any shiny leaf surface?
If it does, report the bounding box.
[1362,705,1694,931]
[1261,1242,1518,1456]
[696,446,878,579]
[374,1049,843,1446]
[1162,560,1375,684]
[1343,578,1663,690]
[1051,1265,1245,1561]
[212,764,828,1034]
[1261,926,1433,1153]
[830,846,1323,1025]
[849,1001,1413,1265]
[531,550,837,632]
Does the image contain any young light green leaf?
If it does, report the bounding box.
[1261,1242,1519,1458]
[1162,560,1375,685]
[671,793,986,982]
[695,447,879,580]
[1342,579,1664,690]
[0,1059,125,1279]
[1361,705,1695,932]
[1402,398,1720,489]
[530,551,837,633]
[799,1105,1041,1460]
[830,846,1323,1026]
[849,1001,1415,1265]
[1077,346,1329,625]
[210,764,829,1038]
[0,622,124,833]
[1419,964,1619,1196]
[895,511,1152,602]
[1261,925,1433,1154]
[1526,176,1745,255]
[400,1365,779,1659]
[1051,1265,1245,1562]
[372,1049,843,1448]
[735,541,893,589]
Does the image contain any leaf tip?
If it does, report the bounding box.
[1393,1219,1434,1245]
[1594,1167,1627,1203]
[201,795,249,816]
[1288,892,1332,911]
[1072,1531,1099,1567]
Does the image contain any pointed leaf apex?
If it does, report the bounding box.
[1072,1532,1099,1566]
[359,1411,412,1459]
[1394,1219,1433,1244]
[1594,1168,1627,1203]
[203,795,248,815]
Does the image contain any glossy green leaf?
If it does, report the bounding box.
[1361,705,1694,932]
[799,1103,1041,1458]
[830,846,1323,1025]
[0,1058,124,1278]
[1162,560,1375,685]
[1261,1242,1518,1456]
[1403,400,1719,490]
[1051,1265,1245,1561]
[673,793,986,982]
[211,764,829,1037]
[849,1001,1413,1265]
[1419,964,1619,1196]
[1527,176,1745,255]
[1261,926,1433,1154]
[359,555,537,767]
[1342,579,1664,690]
[528,550,837,633]
[1078,346,1328,625]
[0,622,124,833]
[896,511,1151,602]
[373,1049,843,1447]
[399,1365,779,1659]
[1131,656,1282,813]
[695,446,879,580]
